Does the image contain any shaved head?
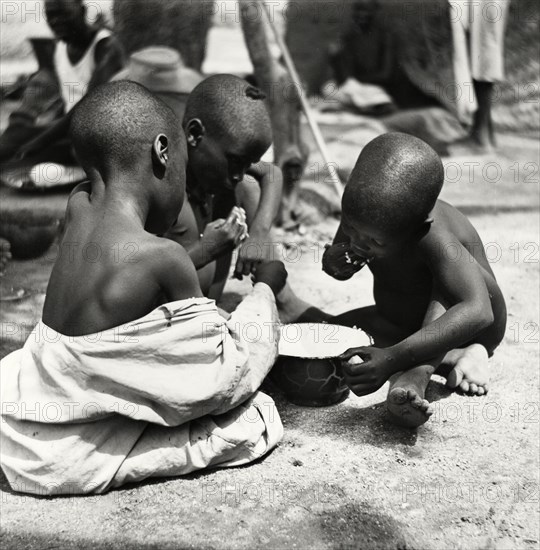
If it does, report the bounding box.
[183,74,272,145]
[343,133,444,235]
[70,81,183,174]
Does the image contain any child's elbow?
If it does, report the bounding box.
[473,303,494,331]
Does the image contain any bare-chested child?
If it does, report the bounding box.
[44,79,286,334]
[166,74,313,321]
[1,81,288,494]
[323,133,506,428]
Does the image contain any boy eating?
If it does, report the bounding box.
[323,132,506,427]
[0,82,286,495]
[166,74,314,321]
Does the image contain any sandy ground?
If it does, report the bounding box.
[0,132,539,549]
[1,16,539,550]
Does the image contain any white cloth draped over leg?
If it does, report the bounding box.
[0,283,283,495]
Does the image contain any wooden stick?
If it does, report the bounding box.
[260,2,344,199]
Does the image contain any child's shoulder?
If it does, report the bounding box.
[416,200,480,262]
[416,200,463,254]
[148,236,192,269]
[143,236,203,300]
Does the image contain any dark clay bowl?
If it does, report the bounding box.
[270,355,350,407]
[0,212,60,259]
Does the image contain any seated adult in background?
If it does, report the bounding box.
[0,0,123,166]
[329,0,439,111]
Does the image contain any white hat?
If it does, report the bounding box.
[111,46,203,94]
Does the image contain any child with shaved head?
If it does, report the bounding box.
[323,132,506,428]
[0,81,286,495]
[43,80,194,334]
[167,74,312,320]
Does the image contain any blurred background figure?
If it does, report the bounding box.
[0,0,123,166]
[328,0,439,112]
[111,47,204,123]
[449,0,511,152]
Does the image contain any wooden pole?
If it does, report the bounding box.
[259,2,344,199]
[239,0,307,225]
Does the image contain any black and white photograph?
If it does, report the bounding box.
[0,1,538,548]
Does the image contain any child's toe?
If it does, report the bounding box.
[469,383,478,394]
[389,387,407,404]
[477,386,485,396]
[459,380,470,392]
[411,394,423,408]
[446,367,463,389]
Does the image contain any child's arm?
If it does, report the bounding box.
[340,233,494,396]
[190,208,247,268]
[156,241,205,301]
[167,205,247,270]
[234,161,283,278]
[391,235,494,360]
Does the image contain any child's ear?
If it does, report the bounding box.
[185,119,205,148]
[152,134,169,167]
[416,215,434,239]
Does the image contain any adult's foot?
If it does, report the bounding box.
[444,344,490,396]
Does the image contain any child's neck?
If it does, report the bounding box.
[88,172,150,228]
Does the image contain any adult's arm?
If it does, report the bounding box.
[18,34,124,158]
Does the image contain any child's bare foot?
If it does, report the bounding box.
[276,283,331,324]
[386,371,434,428]
[444,344,489,396]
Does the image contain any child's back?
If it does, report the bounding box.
[43,81,201,336]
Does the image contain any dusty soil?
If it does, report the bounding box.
[1,12,539,549]
[1,132,539,549]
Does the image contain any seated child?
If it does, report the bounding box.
[323,132,506,428]
[0,81,286,495]
[165,74,315,321]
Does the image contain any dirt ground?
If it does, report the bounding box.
[0,130,539,549]
[1,16,540,550]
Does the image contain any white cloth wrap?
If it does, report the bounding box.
[0,283,283,495]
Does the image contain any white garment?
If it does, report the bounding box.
[54,28,112,112]
[0,284,283,495]
[449,0,510,121]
